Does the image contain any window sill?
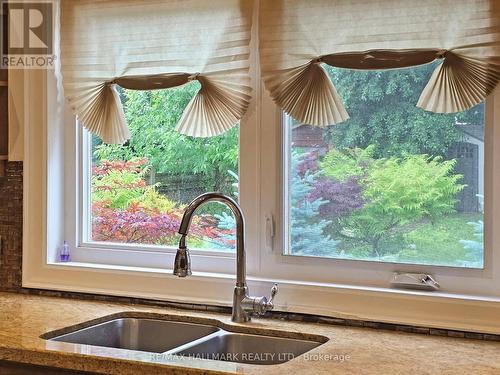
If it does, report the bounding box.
[23,260,500,335]
[45,260,500,302]
[46,260,237,282]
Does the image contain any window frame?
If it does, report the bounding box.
[66,120,243,274]
[257,81,499,297]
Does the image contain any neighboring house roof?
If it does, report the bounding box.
[456,123,484,142]
[291,124,327,148]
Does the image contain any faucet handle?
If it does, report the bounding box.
[265,283,278,310]
[243,283,279,316]
[269,283,278,303]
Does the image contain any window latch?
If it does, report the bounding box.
[390,272,440,291]
[265,213,275,251]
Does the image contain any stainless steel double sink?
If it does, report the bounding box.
[45,316,326,365]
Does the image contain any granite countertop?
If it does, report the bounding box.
[0,292,499,374]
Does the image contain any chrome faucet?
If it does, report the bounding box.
[173,192,278,323]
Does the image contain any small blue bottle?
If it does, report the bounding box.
[60,241,70,262]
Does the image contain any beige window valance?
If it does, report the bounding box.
[59,0,253,144]
[60,0,500,143]
[259,0,500,127]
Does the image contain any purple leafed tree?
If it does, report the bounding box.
[309,177,364,218]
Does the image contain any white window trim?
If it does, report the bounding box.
[20,45,500,335]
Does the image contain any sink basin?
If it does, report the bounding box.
[175,331,321,365]
[47,315,326,365]
[50,318,220,353]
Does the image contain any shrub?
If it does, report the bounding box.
[91,157,236,248]
[363,155,464,224]
[320,145,376,182]
[320,147,465,257]
[309,176,364,218]
[92,202,181,244]
[92,158,177,213]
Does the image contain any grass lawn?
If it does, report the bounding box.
[335,213,483,268]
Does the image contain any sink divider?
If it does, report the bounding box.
[162,329,227,356]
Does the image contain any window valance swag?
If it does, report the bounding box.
[259,0,500,127]
[60,0,253,144]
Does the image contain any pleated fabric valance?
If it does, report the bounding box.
[259,0,500,127]
[60,0,253,144]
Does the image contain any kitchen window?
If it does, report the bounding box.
[86,85,238,254]
[256,76,497,300]
[21,0,500,334]
[284,64,485,269]
[77,63,488,275]
[63,84,248,273]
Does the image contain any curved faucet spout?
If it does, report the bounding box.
[177,193,246,287]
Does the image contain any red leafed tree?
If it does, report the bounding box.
[91,157,235,248]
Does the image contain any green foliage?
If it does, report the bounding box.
[363,155,464,224]
[290,152,339,256]
[132,188,177,213]
[227,169,239,198]
[320,145,376,181]
[336,213,483,266]
[320,148,465,256]
[92,158,177,213]
[324,63,484,158]
[92,163,148,210]
[93,84,238,192]
[399,214,482,267]
[91,158,236,250]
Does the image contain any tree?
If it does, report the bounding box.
[92,158,176,212]
[323,63,484,159]
[319,145,376,181]
[320,149,465,257]
[91,157,235,248]
[290,151,339,257]
[91,158,182,244]
[301,150,365,234]
[93,84,238,192]
[309,176,364,220]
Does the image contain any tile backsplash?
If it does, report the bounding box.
[0,162,22,291]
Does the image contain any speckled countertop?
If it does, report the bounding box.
[0,292,499,374]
